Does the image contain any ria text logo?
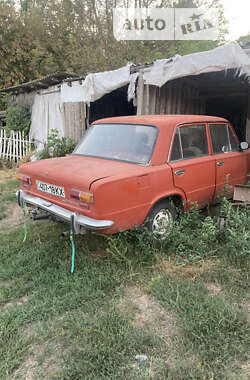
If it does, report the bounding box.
[113,8,219,40]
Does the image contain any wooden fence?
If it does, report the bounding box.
[0,129,32,161]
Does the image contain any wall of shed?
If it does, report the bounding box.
[10,88,87,143]
[246,92,250,142]
[62,102,86,141]
[137,77,205,116]
[12,92,35,109]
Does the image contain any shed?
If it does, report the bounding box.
[0,72,82,150]
[133,42,250,142]
[0,69,136,150]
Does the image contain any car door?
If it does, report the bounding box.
[169,123,215,207]
[208,123,249,199]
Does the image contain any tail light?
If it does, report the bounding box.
[70,189,94,204]
[16,174,32,186]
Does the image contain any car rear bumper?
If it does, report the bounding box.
[17,190,114,233]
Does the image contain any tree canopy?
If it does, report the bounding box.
[0,0,233,96]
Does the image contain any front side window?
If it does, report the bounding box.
[73,123,158,165]
[171,124,208,161]
[209,124,238,154]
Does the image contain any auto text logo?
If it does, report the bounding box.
[113,8,219,40]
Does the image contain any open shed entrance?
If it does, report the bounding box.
[89,85,136,124]
[206,96,247,141]
[186,69,249,141]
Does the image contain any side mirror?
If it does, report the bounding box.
[239,142,249,151]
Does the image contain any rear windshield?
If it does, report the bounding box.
[73,123,158,165]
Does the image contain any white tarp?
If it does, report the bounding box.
[244,49,250,59]
[61,65,131,103]
[143,42,250,87]
[128,72,139,102]
[30,87,64,151]
[60,81,86,103]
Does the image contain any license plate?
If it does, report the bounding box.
[36,181,65,198]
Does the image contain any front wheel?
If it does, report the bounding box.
[145,200,177,240]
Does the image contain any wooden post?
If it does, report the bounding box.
[136,70,144,116]
[145,84,150,115]
[159,84,166,115]
[166,82,172,115]
[0,129,3,158]
[246,92,250,142]
[3,129,6,159]
[19,131,22,160]
[155,87,160,114]
[86,104,90,129]
[149,86,156,115]
[6,132,10,160]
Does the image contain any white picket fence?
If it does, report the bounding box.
[0,129,32,161]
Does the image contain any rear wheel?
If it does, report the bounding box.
[146,200,177,240]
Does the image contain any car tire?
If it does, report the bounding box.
[145,200,177,240]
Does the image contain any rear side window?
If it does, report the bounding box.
[171,124,208,161]
[171,132,182,161]
[209,124,238,154]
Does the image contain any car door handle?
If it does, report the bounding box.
[175,169,185,176]
[217,161,224,167]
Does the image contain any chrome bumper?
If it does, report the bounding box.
[17,190,114,234]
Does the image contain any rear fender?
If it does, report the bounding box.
[145,190,186,218]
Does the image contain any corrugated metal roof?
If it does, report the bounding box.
[0,72,80,94]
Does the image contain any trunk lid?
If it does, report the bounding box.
[20,155,149,193]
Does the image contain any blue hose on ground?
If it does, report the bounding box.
[22,205,27,243]
[70,229,75,273]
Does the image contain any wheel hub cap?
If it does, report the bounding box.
[152,209,173,239]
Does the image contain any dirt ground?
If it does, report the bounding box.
[0,167,17,183]
[0,203,23,232]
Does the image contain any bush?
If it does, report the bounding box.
[220,198,250,264]
[5,105,31,137]
[106,198,250,266]
[37,129,77,159]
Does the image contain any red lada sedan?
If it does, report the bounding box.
[17,115,250,239]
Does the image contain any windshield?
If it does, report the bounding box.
[73,123,158,165]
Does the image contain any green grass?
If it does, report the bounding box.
[150,276,249,377]
[0,204,6,220]
[0,178,19,193]
[0,178,19,221]
[0,171,249,379]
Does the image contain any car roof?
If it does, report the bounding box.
[94,114,228,127]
